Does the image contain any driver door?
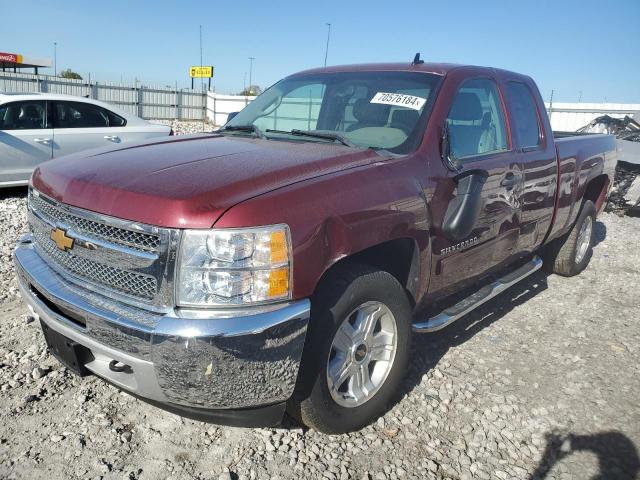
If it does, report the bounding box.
[431,77,523,294]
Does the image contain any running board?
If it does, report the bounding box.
[412,256,543,333]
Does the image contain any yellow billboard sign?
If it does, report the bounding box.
[190,66,214,78]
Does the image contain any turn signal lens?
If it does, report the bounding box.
[270,231,288,264]
[268,267,290,297]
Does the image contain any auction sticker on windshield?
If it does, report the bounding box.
[370,92,426,111]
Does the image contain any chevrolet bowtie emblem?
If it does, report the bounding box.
[50,228,74,252]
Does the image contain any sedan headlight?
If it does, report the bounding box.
[177,225,292,307]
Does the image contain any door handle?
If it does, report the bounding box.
[500,173,520,190]
[33,138,52,144]
[104,135,121,142]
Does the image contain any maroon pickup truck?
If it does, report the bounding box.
[14,60,616,434]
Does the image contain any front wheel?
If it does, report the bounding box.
[289,264,412,434]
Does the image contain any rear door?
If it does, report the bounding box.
[431,77,523,293]
[0,100,53,186]
[503,80,557,251]
[52,100,132,157]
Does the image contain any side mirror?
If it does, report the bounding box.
[441,123,461,172]
[226,112,240,123]
[442,170,488,242]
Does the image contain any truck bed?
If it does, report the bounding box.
[546,133,617,242]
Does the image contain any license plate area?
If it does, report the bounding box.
[40,321,94,376]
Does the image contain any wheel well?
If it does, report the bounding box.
[318,238,419,306]
[583,174,609,211]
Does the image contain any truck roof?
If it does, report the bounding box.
[290,62,532,82]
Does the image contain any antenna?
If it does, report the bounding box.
[412,52,424,65]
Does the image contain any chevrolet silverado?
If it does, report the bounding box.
[14,60,616,433]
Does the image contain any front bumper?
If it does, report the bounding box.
[14,234,310,426]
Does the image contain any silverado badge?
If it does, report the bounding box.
[50,228,74,252]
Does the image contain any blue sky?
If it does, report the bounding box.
[1,0,639,102]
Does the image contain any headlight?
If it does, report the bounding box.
[177,225,292,307]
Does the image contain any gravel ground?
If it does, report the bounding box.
[1,142,639,479]
[151,119,218,135]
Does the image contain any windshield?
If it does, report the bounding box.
[225,71,441,153]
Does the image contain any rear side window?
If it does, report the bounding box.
[53,101,126,128]
[506,82,541,148]
[0,100,48,130]
[446,78,508,160]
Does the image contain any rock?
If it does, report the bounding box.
[23,394,38,403]
[31,366,50,380]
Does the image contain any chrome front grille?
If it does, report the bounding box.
[28,189,179,309]
[33,229,157,299]
[29,191,160,253]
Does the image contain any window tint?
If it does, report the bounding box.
[0,101,47,130]
[447,78,508,160]
[53,101,126,128]
[506,82,541,148]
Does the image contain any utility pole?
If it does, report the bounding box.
[248,57,255,95]
[199,25,204,91]
[53,42,57,76]
[324,23,331,67]
[199,25,205,131]
[578,91,582,103]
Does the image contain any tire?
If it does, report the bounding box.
[543,200,596,276]
[288,263,412,434]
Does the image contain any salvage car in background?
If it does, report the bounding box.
[0,93,172,187]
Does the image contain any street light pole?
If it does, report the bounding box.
[53,42,57,76]
[324,23,331,67]
[248,57,255,95]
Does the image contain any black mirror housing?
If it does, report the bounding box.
[442,170,488,242]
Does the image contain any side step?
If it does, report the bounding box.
[412,256,543,333]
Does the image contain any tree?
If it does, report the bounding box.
[60,69,83,80]
[238,85,261,96]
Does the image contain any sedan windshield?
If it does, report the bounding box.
[224,71,441,154]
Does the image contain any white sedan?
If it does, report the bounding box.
[0,93,172,187]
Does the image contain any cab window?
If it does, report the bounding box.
[506,82,541,148]
[447,78,508,160]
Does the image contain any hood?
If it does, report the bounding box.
[32,134,383,228]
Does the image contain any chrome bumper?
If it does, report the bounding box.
[14,234,310,412]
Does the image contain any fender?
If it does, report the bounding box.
[214,157,431,302]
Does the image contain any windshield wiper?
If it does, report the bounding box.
[265,128,356,148]
[218,124,267,139]
[291,129,356,147]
